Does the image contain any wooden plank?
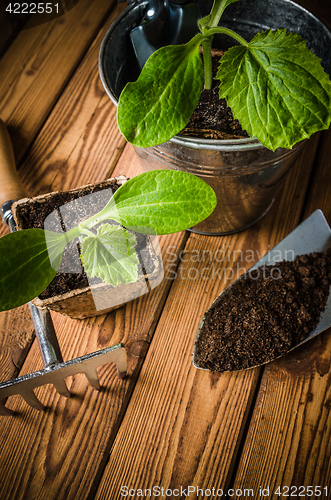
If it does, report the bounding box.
[1,0,329,386]
[231,128,331,492]
[0,7,30,58]
[0,0,127,227]
[0,305,34,383]
[94,135,322,497]
[91,1,331,490]
[0,0,118,164]
[7,1,127,198]
[0,3,329,498]
[0,1,127,379]
[0,143,190,500]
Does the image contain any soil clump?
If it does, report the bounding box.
[194,249,331,372]
[181,49,249,140]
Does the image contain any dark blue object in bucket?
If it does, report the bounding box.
[130,0,202,68]
[100,0,331,104]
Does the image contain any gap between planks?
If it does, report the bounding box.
[0,0,120,165]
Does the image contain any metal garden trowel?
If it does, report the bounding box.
[128,0,201,68]
[193,210,331,372]
[0,119,127,416]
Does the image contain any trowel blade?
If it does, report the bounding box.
[193,210,331,372]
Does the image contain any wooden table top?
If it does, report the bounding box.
[0,1,331,498]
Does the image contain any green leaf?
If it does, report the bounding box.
[217,29,331,150]
[117,34,204,147]
[80,224,139,286]
[95,170,217,235]
[0,229,62,311]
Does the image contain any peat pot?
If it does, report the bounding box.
[99,0,331,235]
[12,177,163,319]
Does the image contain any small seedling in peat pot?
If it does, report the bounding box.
[0,170,217,312]
[117,0,331,151]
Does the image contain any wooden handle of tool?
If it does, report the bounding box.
[0,119,28,207]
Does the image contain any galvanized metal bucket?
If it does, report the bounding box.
[99,0,331,235]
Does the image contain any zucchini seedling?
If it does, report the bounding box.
[117,0,331,151]
[0,170,216,311]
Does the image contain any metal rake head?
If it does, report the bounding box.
[0,305,127,416]
[0,123,128,416]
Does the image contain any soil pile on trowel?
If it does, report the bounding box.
[194,249,331,372]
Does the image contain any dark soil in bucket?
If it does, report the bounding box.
[181,50,250,140]
[14,180,155,301]
[194,249,331,372]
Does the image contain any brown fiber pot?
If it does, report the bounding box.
[12,176,163,319]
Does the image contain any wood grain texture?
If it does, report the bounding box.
[0,306,34,382]
[94,135,322,498]
[9,1,127,197]
[95,232,262,498]
[0,0,117,164]
[0,1,330,498]
[230,129,331,493]
[232,340,331,494]
[0,2,127,380]
[0,142,189,500]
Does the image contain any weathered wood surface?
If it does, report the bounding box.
[0,5,189,498]
[94,135,326,498]
[0,0,330,499]
[229,5,331,492]
[0,146,189,500]
[232,129,331,494]
[0,0,118,164]
[0,0,127,380]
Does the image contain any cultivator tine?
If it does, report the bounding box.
[0,343,127,415]
[20,390,45,411]
[0,304,127,416]
[0,301,128,416]
[0,370,47,414]
[84,368,101,390]
[52,379,71,398]
[0,127,128,417]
